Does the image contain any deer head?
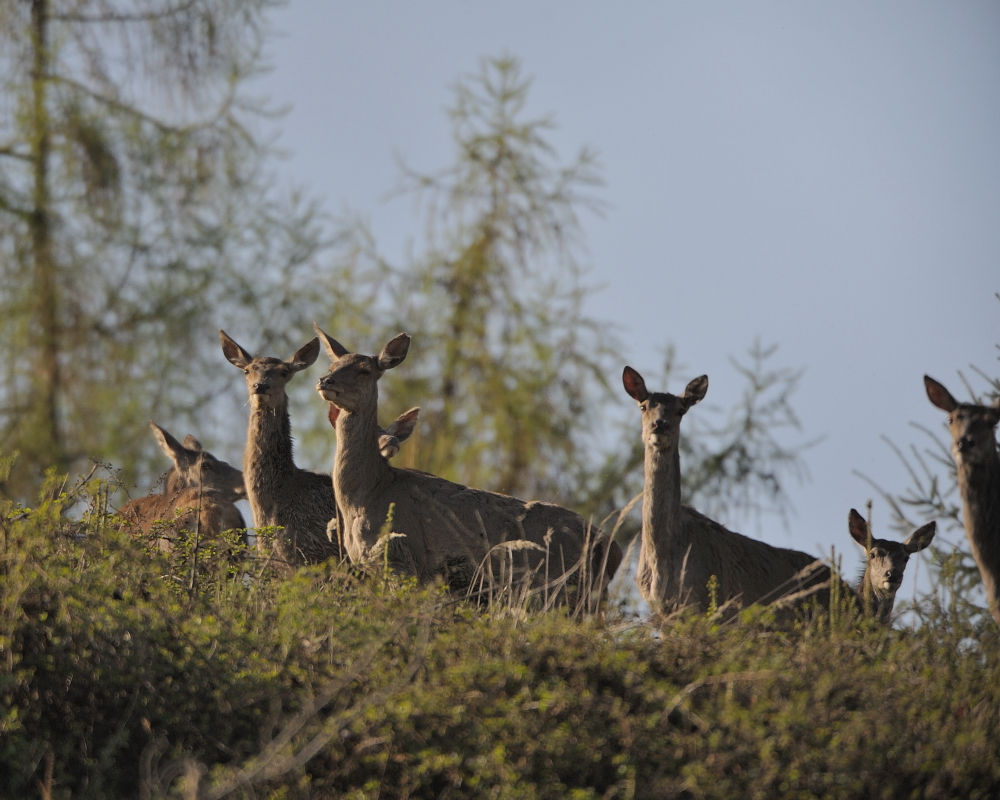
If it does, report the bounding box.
[220,330,320,410]
[622,366,708,451]
[925,375,1000,468]
[151,422,245,501]
[314,324,410,414]
[848,508,936,598]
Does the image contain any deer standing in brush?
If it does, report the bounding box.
[623,366,828,614]
[314,325,621,603]
[847,508,936,623]
[925,375,1000,625]
[120,422,245,551]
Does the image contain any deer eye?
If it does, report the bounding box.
[281,369,290,378]
[946,416,953,424]
[243,369,249,375]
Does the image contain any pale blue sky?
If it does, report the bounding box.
[251,1,1000,603]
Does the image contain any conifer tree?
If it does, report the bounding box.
[0,0,322,497]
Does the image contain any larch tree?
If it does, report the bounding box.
[312,56,812,531]
[0,0,323,498]
[313,56,611,505]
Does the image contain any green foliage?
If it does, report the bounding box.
[0,0,326,498]
[303,59,810,537]
[308,56,611,506]
[3,479,999,799]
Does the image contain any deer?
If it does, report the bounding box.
[313,325,622,603]
[120,422,246,552]
[151,422,246,501]
[622,366,829,615]
[847,508,936,623]
[924,375,1000,625]
[220,331,419,568]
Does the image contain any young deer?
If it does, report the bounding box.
[847,508,936,623]
[623,366,828,614]
[314,325,621,602]
[120,423,246,551]
[925,375,1000,625]
[220,331,418,568]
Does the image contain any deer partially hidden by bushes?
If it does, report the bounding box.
[847,508,936,623]
[314,325,621,605]
[119,422,246,552]
[924,375,1000,625]
[220,331,339,568]
[622,366,829,615]
[220,330,419,569]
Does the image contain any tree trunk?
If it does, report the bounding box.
[29,0,64,474]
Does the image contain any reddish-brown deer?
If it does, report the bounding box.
[924,375,1000,625]
[120,422,246,552]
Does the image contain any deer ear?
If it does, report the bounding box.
[377,334,410,371]
[848,509,870,548]
[681,375,709,409]
[622,367,649,403]
[181,434,203,452]
[385,407,420,442]
[220,330,253,369]
[327,403,340,428]
[288,337,320,372]
[150,422,189,467]
[924,375,958,413]
[904,520,936,553]
[378,434,401,460]
[314,323,351,361]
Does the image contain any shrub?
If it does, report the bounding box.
[2,478,999,799]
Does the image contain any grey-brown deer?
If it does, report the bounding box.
[314,325,622,604]
[152,422,246,501]
[220,331,418,568]
[120,422,246,551]
[847,508,936,623]
[623,366,828,614]
[925,375,1000,625]
[221,331,338,567]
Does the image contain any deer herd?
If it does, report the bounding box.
[120,328,1000,626]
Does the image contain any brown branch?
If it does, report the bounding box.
[51,0,201,24]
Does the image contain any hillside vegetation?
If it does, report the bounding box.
[2,473,998,800]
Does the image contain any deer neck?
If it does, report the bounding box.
[333,395,392,512]
[642,443,685,564]
[956,449,1000,551]
[244,397,295,519]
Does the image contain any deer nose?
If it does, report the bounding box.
[253,382,270,393]
[884,569,899,583]
[650,420,667,434]
[957,436,974,452]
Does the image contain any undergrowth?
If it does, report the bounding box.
[2,475,998,799]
